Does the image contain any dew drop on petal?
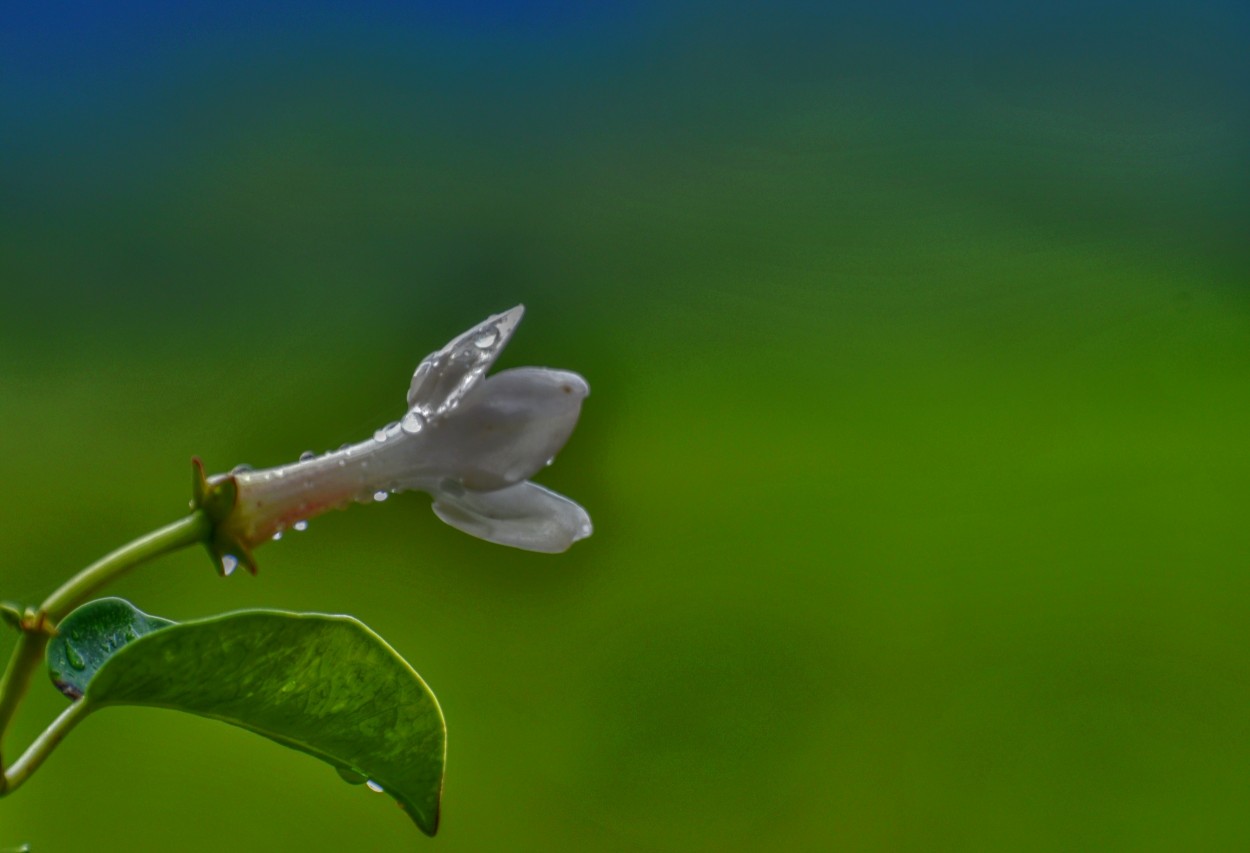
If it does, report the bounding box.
[401,410,425,435]
[373,490,388,502]
[272,531,283,541]
[410,360,432,388]
[473,329,498,349]
[221,555,239,576]
[299,450,316,462]
[293,521,308,532]
[374,427,388,442]
[365,780,384,793]
[231,464,253,474]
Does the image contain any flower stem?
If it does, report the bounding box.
[1,699,91,794]
[0,510,211,793]
[39,511,211,623]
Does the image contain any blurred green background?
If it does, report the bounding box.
[2,2,1248,850]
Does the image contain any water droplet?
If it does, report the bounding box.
[65,644,85,671]
[374,427,388,442]
[221,555,239,576]
[272,531,284,541]
[124,627,138,641]
[299,450,316,462]
[231,463,253,474]
[293,520,308,532]
[366,780,384,793]
[473,328,498,349]
[401,411,425,434]
[545,456,555,467]
[373,490,388,502]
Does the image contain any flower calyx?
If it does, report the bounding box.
[191,457,256,577]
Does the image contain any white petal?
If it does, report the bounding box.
[406,305,525,416]
[417,367,589,491]
[432,482,592,553]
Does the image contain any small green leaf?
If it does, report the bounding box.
[46,598,173,699]
[46,600,446,835]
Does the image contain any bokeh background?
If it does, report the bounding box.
[2,2,1248,850]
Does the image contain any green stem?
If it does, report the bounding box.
[0,633,43,789]
[1,699,91,794]
[0,510,211,792]
[40,511,212,623]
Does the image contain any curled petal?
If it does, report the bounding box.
[407,305,525,417]
[432,482,592,553]
[417,367,589,492]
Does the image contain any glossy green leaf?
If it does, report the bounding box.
[46,600,446,835]
[46,597,173,699]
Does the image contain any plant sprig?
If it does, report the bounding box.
[0,307,590,840]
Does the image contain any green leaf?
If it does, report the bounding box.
[46,598,173,699]
[46,599,446,835]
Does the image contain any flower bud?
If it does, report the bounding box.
[195,306,591,573]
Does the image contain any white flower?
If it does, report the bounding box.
[196,306,591,574]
